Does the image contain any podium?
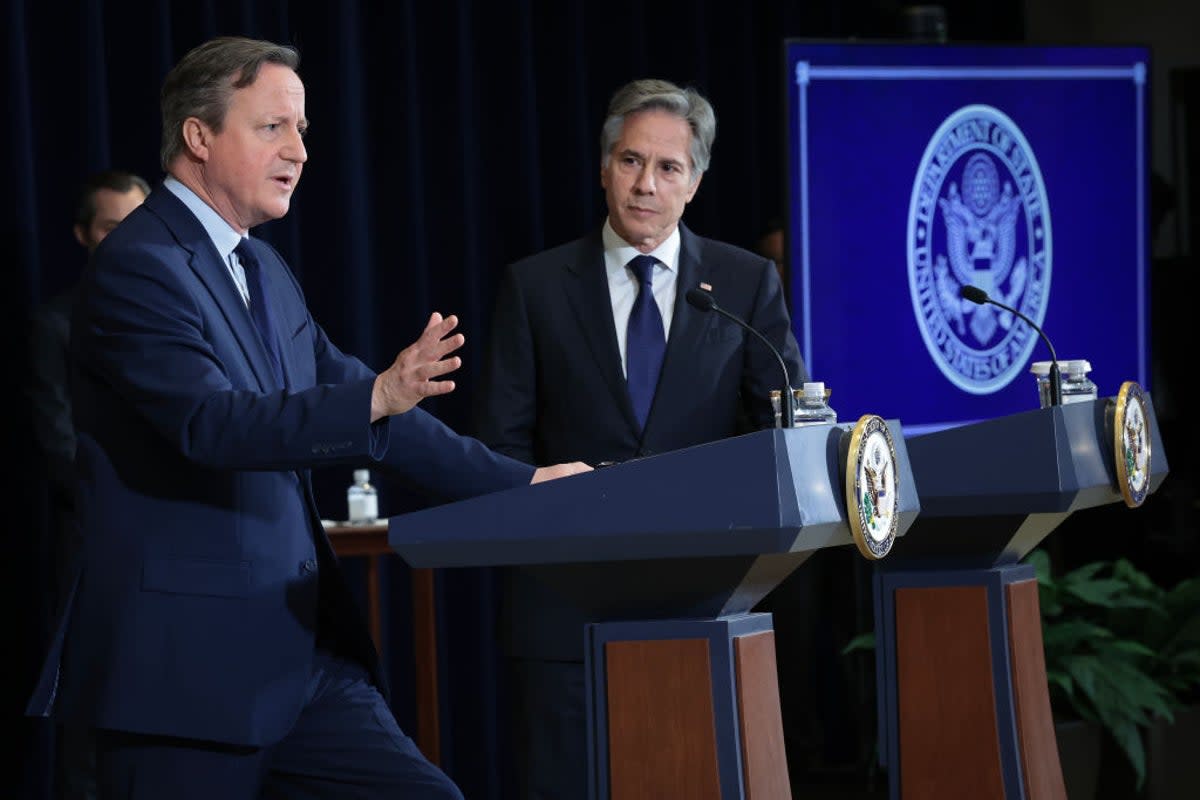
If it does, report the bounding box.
[876,396,1168,799]
[390,423,919,799]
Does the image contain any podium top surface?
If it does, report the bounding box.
[904,397,1168,517]
[389,423,919,568]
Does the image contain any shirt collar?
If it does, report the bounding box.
[602,218,681,272]
[163,175,246,260]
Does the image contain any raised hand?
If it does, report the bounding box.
[371,312,464,421]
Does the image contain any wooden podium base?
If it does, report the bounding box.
[586,614,791,800]
[875,563,1066,799]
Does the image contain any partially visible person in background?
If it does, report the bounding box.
[24,168,149,800]
[27,169,151,604]
[475,77,805,799]
[756,214,786,284]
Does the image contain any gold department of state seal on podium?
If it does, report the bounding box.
[844,414,900,559]
[1112,380,1152,508]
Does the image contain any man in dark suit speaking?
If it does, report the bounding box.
[25,35,589,800]
[475,78,806,799]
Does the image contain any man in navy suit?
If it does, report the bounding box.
[25,36,588,800]
[475,78,805,799]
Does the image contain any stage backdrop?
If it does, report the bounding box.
[784,41,1151,432]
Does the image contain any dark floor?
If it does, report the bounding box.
[793,789,885,800]
[792,771,887,799]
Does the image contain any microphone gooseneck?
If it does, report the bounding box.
[685,288,795,427]
[958,284,1061,406]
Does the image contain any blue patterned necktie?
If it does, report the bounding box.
[234,239,284,386]
[625,254,665,430]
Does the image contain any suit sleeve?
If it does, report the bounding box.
[474,264,538,465]
[743,258,808,429]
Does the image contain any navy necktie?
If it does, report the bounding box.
[625,254,665,430]
[235,239,284,386]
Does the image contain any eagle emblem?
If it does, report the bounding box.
[846,415,899,560]
[1114,381,1152,507]
[909,105,1052,395]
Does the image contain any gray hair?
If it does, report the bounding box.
[600,79,716,182]
[160,36,301,171]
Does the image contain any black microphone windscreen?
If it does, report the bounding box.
[685,288,717,312]
[960,285,989,305]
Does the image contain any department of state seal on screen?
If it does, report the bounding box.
[907,104,1052,394]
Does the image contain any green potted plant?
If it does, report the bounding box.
[1094,557,1200,799]
[1102,558,1200,708]
[1030,548,1187,796]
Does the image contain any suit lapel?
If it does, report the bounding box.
[145,189,279,392]
[561,231,642,432]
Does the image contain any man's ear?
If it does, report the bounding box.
[73,223,88,249]
[181,117,211,162]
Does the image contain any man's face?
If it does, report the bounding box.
[200,62,307,232]
[600,109,702,253]
[75,187,147,253]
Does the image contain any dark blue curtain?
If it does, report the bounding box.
[3,1,1023,796]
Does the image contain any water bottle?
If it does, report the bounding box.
[792,382,837,426]
[1059,360,1099,404]
[347,469,378,524]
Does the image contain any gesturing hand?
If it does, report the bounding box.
[371,312,464,420]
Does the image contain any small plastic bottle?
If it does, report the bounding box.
[1060,360,1099,404]
[793,382,837,426]
[347,469,378,525]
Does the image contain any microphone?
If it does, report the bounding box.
[958,285,1061,406]
[685,287,795,427]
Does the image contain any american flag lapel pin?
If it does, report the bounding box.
[700,282,712,291]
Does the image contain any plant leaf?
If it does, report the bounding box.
[842,632,875,655]
[1107,718,1147,790]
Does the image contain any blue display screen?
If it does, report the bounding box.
[784,41,1151,432]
